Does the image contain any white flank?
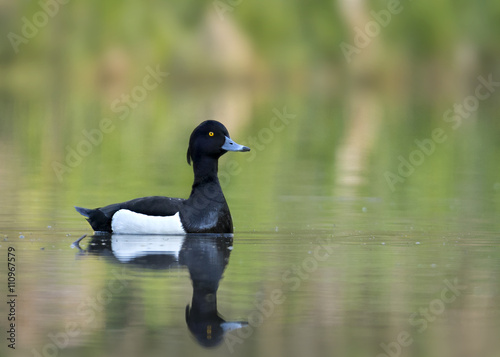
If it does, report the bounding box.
[111,209,186,234]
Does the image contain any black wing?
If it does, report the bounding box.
[76,196,185,232]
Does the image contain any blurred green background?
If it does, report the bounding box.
[2,0,500,214]
[1,0,499,209]
[1,1,500,357]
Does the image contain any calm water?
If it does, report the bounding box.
[1,138,499,357]
[2,0,500,355]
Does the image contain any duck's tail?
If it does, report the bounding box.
[75,206,92,218]
[75,206,112,232]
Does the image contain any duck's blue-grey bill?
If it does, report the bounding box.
[221,321,249,332]
[222,136,250,152]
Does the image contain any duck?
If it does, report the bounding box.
[75,120,250,234]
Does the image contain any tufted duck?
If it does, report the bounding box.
[75,120,250,234]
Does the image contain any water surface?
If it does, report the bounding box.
[1,143,499,357]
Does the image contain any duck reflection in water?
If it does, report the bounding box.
[180,235,248,347]
[72,233,248,347]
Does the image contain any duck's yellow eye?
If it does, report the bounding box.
[209,132,214,137]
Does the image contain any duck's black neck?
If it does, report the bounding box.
[190,285,218,316]
[191,156,220,188]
